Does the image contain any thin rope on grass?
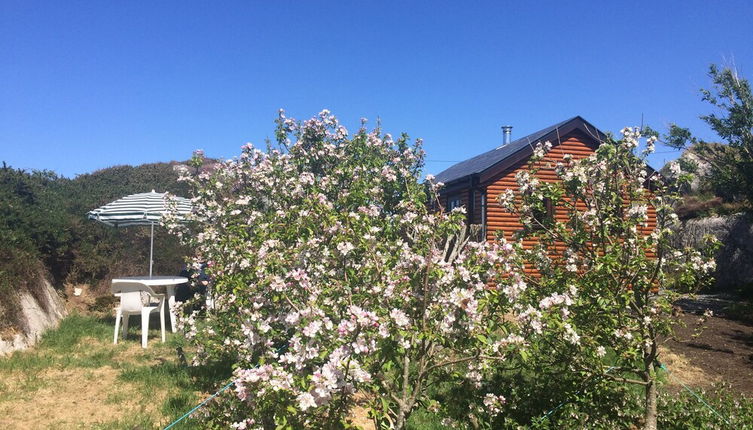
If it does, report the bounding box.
[162,378,237,430]
[163,343,289,430]
[659,363,732,427]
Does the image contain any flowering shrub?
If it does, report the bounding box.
[471,128,718,429]
[170,111,533,429]
[171,113,719,429]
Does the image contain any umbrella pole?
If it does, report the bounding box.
[149,223,154,277]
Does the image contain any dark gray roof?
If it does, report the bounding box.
[435,116,603,185]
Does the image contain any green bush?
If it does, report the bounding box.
[0,160,193,333]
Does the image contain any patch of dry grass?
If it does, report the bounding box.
[660,346,719,389]
[0,314,223,429]
[0,366,161,429]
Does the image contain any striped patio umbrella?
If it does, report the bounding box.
[87,190,192,276]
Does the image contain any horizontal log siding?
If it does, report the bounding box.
[485,133,596,242]
[484,133,657,274]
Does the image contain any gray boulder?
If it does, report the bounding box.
[673,213,753,290]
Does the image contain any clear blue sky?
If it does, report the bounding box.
[2,1,752,178]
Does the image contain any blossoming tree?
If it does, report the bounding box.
[487,128,717,429]
[170,111,531,429]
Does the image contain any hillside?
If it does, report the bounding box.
[0,160,197,341]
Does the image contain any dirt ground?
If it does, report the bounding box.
[665,295,753,394]
[0,365,161,429]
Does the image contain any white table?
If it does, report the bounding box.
[112,276,188,333]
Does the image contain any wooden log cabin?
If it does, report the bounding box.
[435,116,657,245]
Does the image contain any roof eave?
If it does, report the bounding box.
[441,116,608,188]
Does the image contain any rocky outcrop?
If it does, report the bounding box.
[660,142,730,194]
[0,276,67,355]
[673,213,753,290]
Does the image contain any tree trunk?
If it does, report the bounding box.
[644,366,658,430]
[394,353,412,430]
[395,409,407,430]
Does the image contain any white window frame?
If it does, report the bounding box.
[448,196,462,210]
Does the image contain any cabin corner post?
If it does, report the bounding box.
[480,188,487,241]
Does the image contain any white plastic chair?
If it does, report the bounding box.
[112,281,166,348]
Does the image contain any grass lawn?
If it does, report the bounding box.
[0,313,230,429]
[3,308,751,428]
[0,313,448,430]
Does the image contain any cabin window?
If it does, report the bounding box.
[448,196,462,211]
[532,197,555,228]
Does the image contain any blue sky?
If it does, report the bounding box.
[2,1,752,178]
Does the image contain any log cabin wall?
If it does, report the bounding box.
[483,131,657,277]
[435,117,658,277]
[435,118,657,255]
[484,130,597,243]
[483,130,657,247]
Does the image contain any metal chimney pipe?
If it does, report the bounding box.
[501,125,513,146]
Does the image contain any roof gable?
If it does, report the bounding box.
[435,116,606,185]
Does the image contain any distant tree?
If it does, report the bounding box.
[665,64,753,204]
